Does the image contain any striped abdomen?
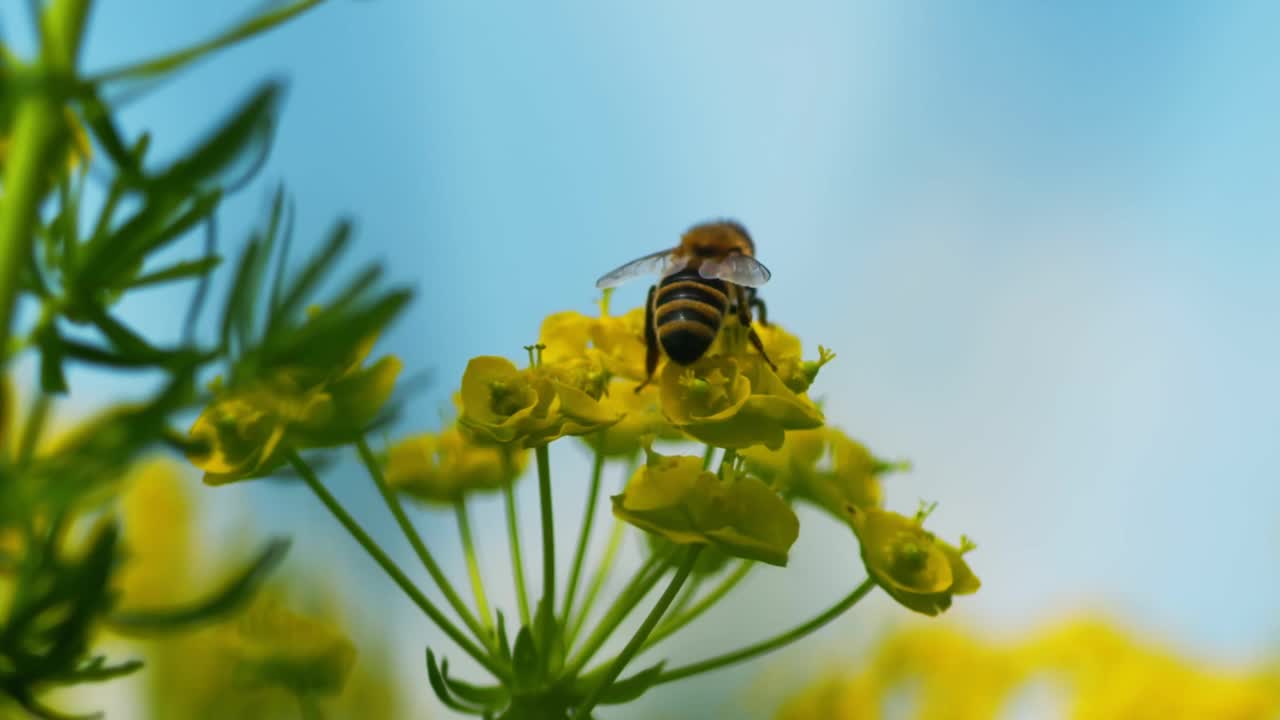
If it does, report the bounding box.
[654,268,729,365]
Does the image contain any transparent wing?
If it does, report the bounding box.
[698,253,771,287]
[595,249,686,289]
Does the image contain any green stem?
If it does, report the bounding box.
[454,498,494,635]
[560,449,604,628]
[288,453,505,679]
[654,577,876,686]
[354,438,492,649]
[535,443,555,626]
[503,480,532,628]
[91,0,327,82]
[15,393,52,465]
[573,547,702,719]
[563,549,669,678]
[295,693,323,720]
[567,516,624,648]
[0,0,92,359]
[701,444,716,470]
[644,560,755,650]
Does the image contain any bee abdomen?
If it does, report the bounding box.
[654,270,728,365]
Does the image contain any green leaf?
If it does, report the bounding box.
[107,538,289,633]
[592,662,666,705]
[125,256,222,289]
[425,650,487,716]
[157,81,282,191]
[220,238,261,353]
[270,220,351,329]
[511,627,540,690]
[440,658,507,709]
[37,326,68,394]
[495,610,512,663]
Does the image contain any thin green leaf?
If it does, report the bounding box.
[91,0,328,83]
[425,651,487,716]
[156,81,282,191]
[220,238,261,353]
[271,220,351,328]
[126,256,222,289]
[108,539,290,633]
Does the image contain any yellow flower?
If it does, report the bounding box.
[188,342,401,485]
[740,427,898,518]
[539,294,649,383]
[660,355,823,451]
[611,447,799,566]
[219,600,357,696]
[117,460,196,608]
[457,355,620,447]
[582,380,682,458]
[385,427,528,503]
[848,506,979,616]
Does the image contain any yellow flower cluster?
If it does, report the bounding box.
[384,426,529,504]
[612,447,799,566]
[778,618,1280,720]
[188,335,401,484]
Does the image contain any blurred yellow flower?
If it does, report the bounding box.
[848,507,979,616]
[385,426,528,503]
[742,427,901,519]
[779,617,1280,720]
[582,380,682,458]
[117,460,195,608]
[457,355,620,447]
[220,599,357,696]
[539,295,649,383]
[611,447,799,566]
[660,355,823,451]
[188,344,401,485]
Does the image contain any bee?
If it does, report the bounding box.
[595,220,776,390]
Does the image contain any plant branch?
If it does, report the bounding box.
[289,452,505,679]
[655,577,876,685]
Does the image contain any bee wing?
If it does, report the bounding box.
[698,253,771,287]
[595,249,687,289]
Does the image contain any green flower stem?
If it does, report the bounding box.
[701,444,716,470]
[0,0,92,359]
[503,480,532,627]
[454,498,494,636]
[573,546,702,720]
[535,443,556,629]
[563,549,670,678]
[354,438,492,650]
[289,453,505,679]
[718,448,738,477]
[15,393,52,466]
[654,577,876,686]
[644,559,755,650]
[560,449,605,629]
[90,0,327,82]
[566,516,624,648]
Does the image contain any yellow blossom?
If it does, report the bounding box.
[611,447,799,566]
[660,355,823,451]
[219,600,357,696]
[848,506,979,616]
[582,380,682,457]
[188,342,402,485]
[539,295,649,383]
[385,426,528,503]
[457,355,620,447]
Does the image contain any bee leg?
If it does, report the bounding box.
[750,296,769,326]
[636,285,660,393]
[736,285,778,371]
[748,327,777,371]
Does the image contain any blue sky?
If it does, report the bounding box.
[6,1,1279,717]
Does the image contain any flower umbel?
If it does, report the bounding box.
[384,426,529,503]
[611,446,799,566]
[457,354,620,447]
[188,338,402,485]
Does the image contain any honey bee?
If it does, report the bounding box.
[596,220,776,390]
